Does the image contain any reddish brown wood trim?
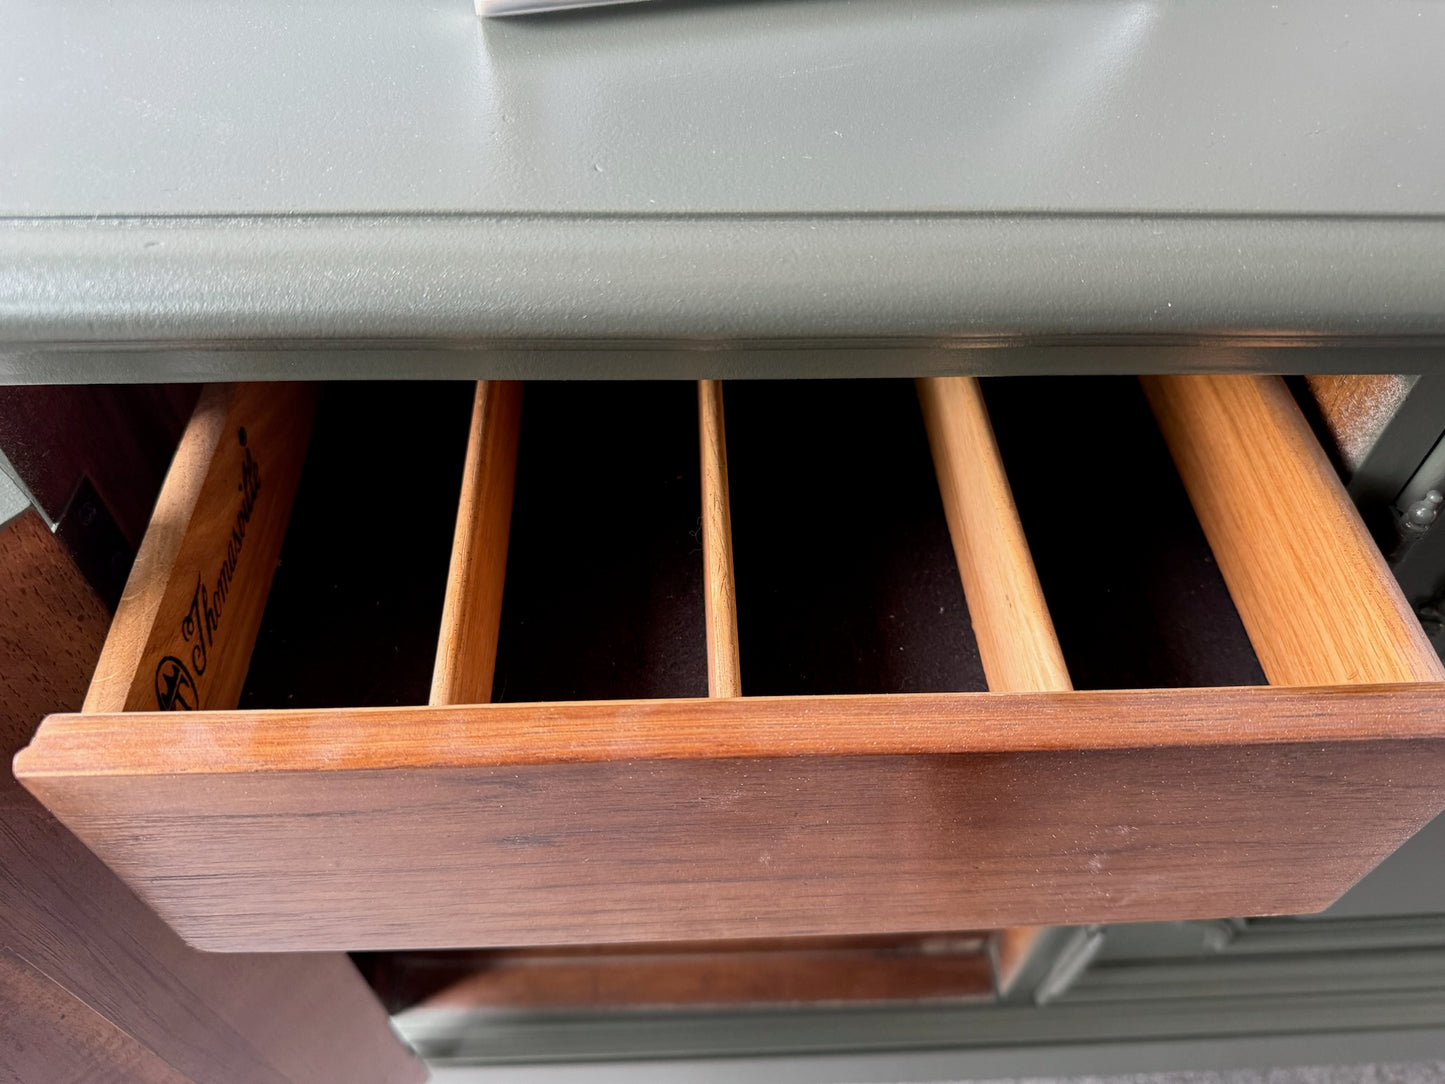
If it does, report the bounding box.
[18,683,1445,779]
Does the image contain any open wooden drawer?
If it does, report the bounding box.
[14,375,1445,953]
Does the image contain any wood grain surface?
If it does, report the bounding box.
[0,512,111,757]
[0,949,192,1084]
[917,377,1071,693]
[82,383,318,714]
[414,934,993,1010]
[18,684,1445,951]
[1141,374,1445,686]
[1302,373,1414,473]
[430,380,523,706]
[1,504,423,1083]
[698,380,741,697]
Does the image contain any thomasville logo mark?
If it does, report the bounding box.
[154,426,262,710]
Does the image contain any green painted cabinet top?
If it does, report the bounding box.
[3,0,1445,379]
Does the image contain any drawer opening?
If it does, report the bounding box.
[984,376,1266,691]
[725,379,989,696]
[16,374,1445,953]
[240,383,474,710]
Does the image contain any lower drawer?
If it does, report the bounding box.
[15,374,1445,952]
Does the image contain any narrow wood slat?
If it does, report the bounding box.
[919,377,1066,975]
[1141,375,1445,687]
[82,383,318,714]
[430,381,523,707]
[917,376,1071,694]
[698,380,742,697]
[17,685,1445,951]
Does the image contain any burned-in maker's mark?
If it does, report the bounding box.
[155,428,261,709]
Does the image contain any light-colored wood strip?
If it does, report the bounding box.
[698,380,741,697]
[16,686,1445,951]
[917,377,1069,983]
[917,377,1071,694]
[82,383,319,714]
[430,381,523,707]
[23,684,1445,775]
[1141,375,1445,687]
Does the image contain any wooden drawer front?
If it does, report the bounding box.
[15,376,1445,952]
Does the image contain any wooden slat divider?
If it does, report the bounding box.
[918,375,1068,995]
[1141,375,1445,687]
[916,377,1071,694]
[430,381,524,707]
[49,383,423,1074]
[82,382,318,714]
[698,380,742,698]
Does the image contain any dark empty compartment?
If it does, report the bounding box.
[983,376,1265,690]
[725,380,987,696]
[241,382,474,709]
[490,382,707,702]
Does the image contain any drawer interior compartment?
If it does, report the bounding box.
[984,376,1266,690]
[241,382,474,709]
[489,381,708,703]
[725,379,988,695]
[15,375,1445,953]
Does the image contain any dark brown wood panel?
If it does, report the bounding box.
[0,384,198,549]
[0,949,191,1084]
[0,508,424,1083]
[0,511,110,757]
[17,685,1445,951]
